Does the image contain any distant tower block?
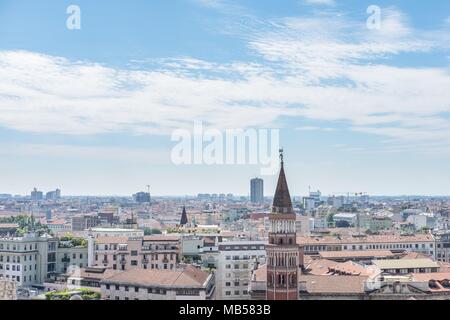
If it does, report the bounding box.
[250,178,264,204]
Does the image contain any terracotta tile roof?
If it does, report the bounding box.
[68,267,121,281]
[95,236,128,244]
[299,275,367,294]
[253,264,267,282]
[297,234,433,245]
[412,272,450,282]
[330,261,376,276]
[143,235,180,241]
[372,258,439,270]
[101,265,210,288]
[401,251,431,260]
[319,250,396,259]
[305,259,337,275]
[438,262,450,272]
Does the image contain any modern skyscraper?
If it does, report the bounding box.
[46,189,61,200]
[266,150,301,300]
[30,188,43,201]
[250,178,264,204]
[133,192,151,203]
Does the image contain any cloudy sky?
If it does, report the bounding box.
[1,0,450,196]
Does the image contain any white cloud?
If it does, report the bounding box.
[295,126,335,132]
[1,7,450,154]
[0,143,169,163]
[304,0,335,6]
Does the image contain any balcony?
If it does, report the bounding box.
[120,259,127,265]
[142,259,149,264]
[61,257,70,263]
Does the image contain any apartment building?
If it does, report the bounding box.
[100,265,215,300]
[216,241,266,300]
[91,235,180,271]
[298,234,435,256]
[56,246,88,274]
[0,233,57,287]
[0,233,89,287]
[71,214,100,232]
[434,231,450,262]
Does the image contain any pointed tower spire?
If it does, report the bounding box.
[272,148,293,214]
[180,206,188,226]
[266,148,300,301]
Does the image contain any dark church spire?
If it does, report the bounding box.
[180,206,188,226]
[272,149,293,214]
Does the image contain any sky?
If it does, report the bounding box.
[0,0,450,197]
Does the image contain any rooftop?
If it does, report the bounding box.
[101,265,210,288]
[297,234,434,245]
[319,250,396,260]
[372,259,439,270]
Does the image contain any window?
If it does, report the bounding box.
[106,284,110,290]
[125,286,129,292]
[131,260,138,266]
[131,251,138,256]
[225,282,231,287]
[134,287,139,293]
[225,291,231,296]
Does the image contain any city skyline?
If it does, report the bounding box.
[1,0,450,196]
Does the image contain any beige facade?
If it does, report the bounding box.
[93,235,180,271]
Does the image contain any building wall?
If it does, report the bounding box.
[0,234,52,287]
[93,238,179,271]
[302,239,435,256]
[216,241,266,300]
[55,247,88,274]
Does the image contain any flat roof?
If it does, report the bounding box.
[372,259,439,269]
[319,250,396,259]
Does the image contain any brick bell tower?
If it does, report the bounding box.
[266,149,299,300]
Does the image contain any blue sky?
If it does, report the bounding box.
[1,0,450,196]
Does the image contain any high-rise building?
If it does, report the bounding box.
[133,192,151,203]
[30,188,43,201]
[46,189,61,200]
[250,178,264,204]
[266,150,301,300]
